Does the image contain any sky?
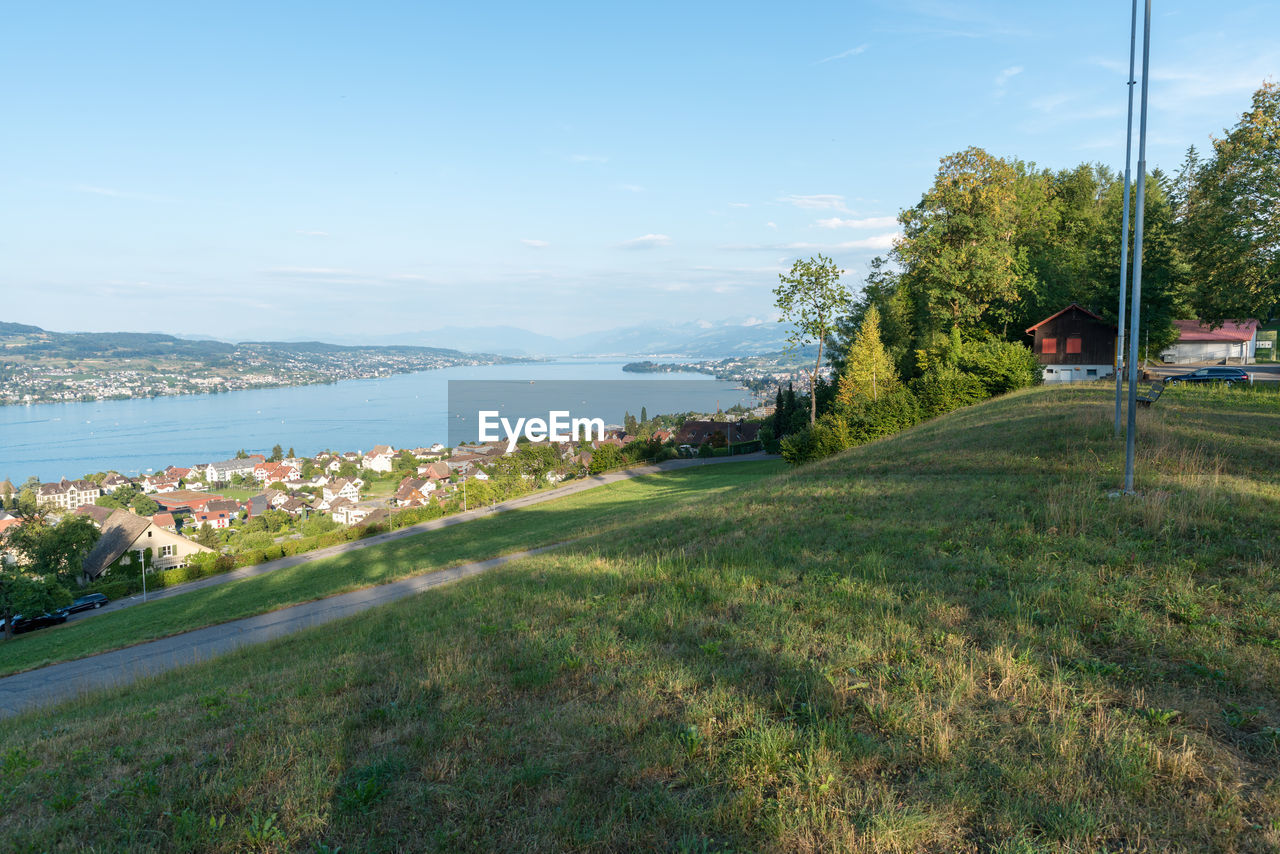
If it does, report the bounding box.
[2,0,1277,342]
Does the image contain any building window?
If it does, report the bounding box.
[1087,369,1098,376]
[160,545,174,557]
[1066,336,1082,355]
[1041,337,1057,354]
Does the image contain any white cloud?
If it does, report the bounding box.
[620,233,671,249]
[728,202,750,208]
[815,44,869,64]
[719,232,900,252]
[766,221,778,229]
[994,65,1023,97]
[617,184,645,193]
[837,233,899,250]
[778,194,850,211]
[295,229,329,237]
[568,153,608,163]
[521,238,550,248]
[816,216,899,229]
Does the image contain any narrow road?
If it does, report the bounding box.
[1,453,775,719]
[0,547,557,718]
[70,452,771,620]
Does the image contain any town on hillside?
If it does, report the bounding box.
[0,408,777,594]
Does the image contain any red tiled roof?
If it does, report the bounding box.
[1025,303,1107,334]
[1173,319,1258,343]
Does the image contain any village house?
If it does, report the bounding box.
[280,496,310,516]
[418,461,452,481]
[0,515,23,565]
[254,461,301,483]
[73,504,115,527]
[332,500,381,525]
[153,490,225,514]
[151,512,178,532]
[1025,304,1118,383]
[392,478,434,508]
[37,478,101,511]
[99,473,133,493]
[322,478,362,504]
[362,444,397,473]
[191,507,234,530]
[673,420,760,447]
[1160,319,1259,365]
[80,509,212,581]
[204,456,264,483]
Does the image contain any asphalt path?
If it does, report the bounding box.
[0,547,556,718]
[1,452,774,719]
[1143,363,1280,382]
[67,452,770,622]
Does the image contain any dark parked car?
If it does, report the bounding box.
[1166,367,1251,386]
[3,610,70,635]
[65,593,109,614]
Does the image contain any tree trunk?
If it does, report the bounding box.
[810,338,823,426]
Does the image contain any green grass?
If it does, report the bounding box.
[2,387,1279,852]
[212,485,260,501]
[0,462,783,677]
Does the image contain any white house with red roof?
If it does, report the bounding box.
[1160,320,1259,365]
[362,445,396,473]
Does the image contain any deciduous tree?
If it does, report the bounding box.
[774,254,850,425]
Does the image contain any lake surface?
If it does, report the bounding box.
[0,360,755,483]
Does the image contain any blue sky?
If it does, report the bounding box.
[2,1,1277,341]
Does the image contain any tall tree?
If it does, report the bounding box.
[774,254,851,425]
[895,148,1027,342]
[829,256,915,378]
[1185,82,1280,322]
[4,514,100,587]
[835,306,900,407]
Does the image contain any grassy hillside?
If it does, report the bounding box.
[0,463,783,676]
[2,386,1278,852]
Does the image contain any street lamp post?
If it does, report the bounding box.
[1123,0,1153,494]
[1115,0,1139,437]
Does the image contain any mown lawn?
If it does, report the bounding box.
[1,386,1277,852]
[0,462,782,677]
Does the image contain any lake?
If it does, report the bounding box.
[0,360,755,483]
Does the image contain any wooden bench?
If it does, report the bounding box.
[1136,381,1165,408]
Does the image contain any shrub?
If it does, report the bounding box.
[910,365,987,419]
[758,425,780,454]
[89,580,133,600]
[953,337,1040,396]
[845,387,921,443]
[780,415,855,464]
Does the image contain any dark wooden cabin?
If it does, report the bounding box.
[1024,304,1117,381]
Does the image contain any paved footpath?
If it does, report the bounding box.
[69,452,769,618]
[0,453,773,719]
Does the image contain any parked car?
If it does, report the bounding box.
[1166,367,1251,386]
[3,610,70,635]
[65,593,109,614]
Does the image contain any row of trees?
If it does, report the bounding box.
[771,82,1279,463]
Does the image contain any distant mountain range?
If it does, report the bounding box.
[345,320,798,359]
[2,318,798,361]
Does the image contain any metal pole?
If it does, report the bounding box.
[1115,0,1138,436]
[1124,0,1152,494]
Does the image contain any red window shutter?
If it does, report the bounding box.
[1042,337,1057,354]
[1066,336,1082,355]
